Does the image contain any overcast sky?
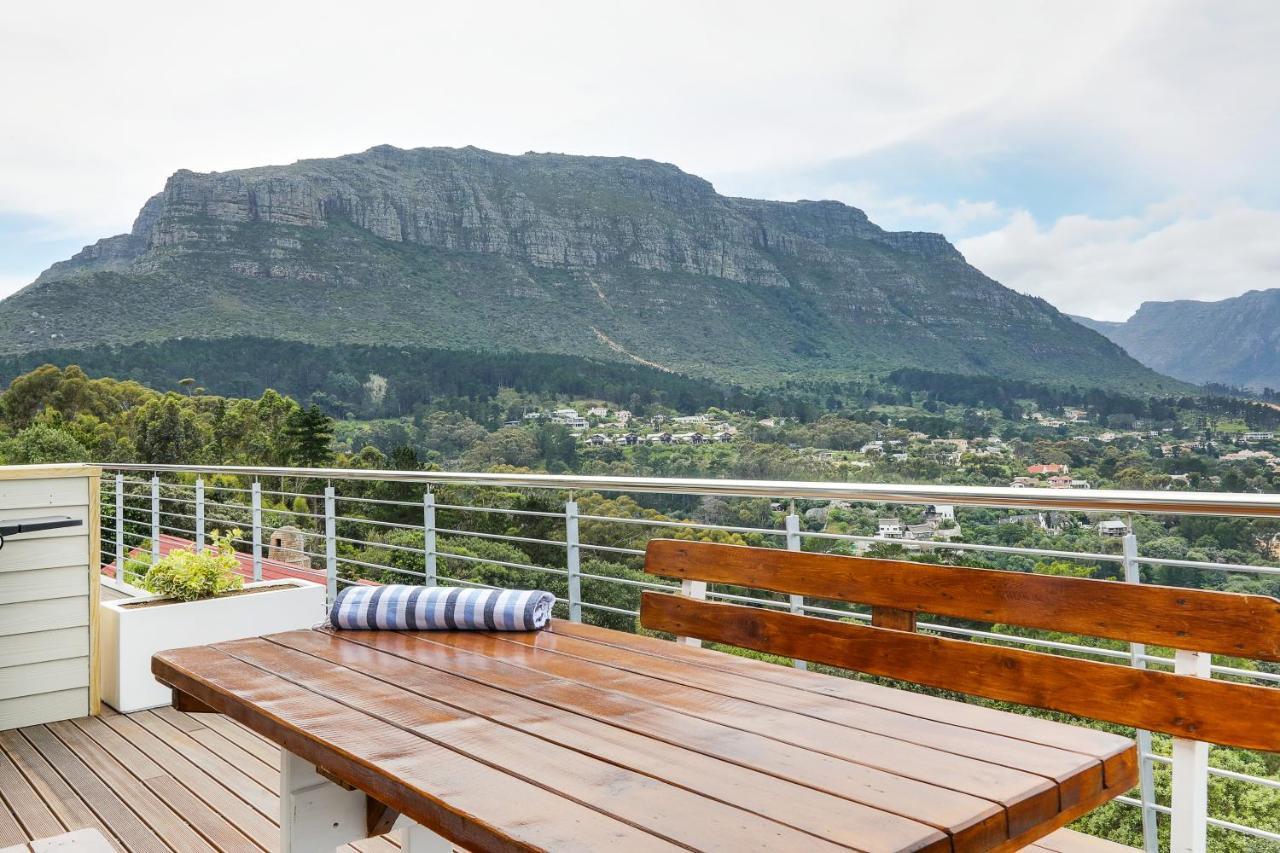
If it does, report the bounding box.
[2,1,1277,319]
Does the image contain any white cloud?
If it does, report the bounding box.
[958,201,1280,320]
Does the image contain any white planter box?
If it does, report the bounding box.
[99,579,326,713]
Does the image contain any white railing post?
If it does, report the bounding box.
[113,473,124,583]
[1123,531,1159,853]
[785,509,807,670]
[423,491,437,586]
[324,485,337,606]
[194,477,205,551]
[251,480,263,582]
[1171,648,1210,853]
[150,475,161,565]
[565,499,581,622]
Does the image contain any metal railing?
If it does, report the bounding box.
[96,463,1280,853]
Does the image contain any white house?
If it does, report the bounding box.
[924,504,955,523]
[587,406,609,418]
[1097,519,1130,536]
[877,518,905,538]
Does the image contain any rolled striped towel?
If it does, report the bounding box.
[329,585,557,631]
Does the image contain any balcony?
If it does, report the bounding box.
[3,463,1279,851]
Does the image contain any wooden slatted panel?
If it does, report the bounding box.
[640,590,1280,751]
[645,539,1280,661]
[549,619,1136,784]
[268,630,962,851]
[153,643,695,853]
[390,628,1072,841]
[215,636,883,853]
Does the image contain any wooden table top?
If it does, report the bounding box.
[151,621,1138,853]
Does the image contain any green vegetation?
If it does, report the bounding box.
[2,362,1278,846]
[141,529,244,601]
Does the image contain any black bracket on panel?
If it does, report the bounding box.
[0,515,83,550]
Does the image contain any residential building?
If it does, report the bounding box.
[877,518,905,538]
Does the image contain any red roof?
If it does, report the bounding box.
[101,533,335,586]
[1026,463,1067,475]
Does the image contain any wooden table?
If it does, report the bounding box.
[152,621,1138,853]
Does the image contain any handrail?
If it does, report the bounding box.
[96,462,1280,517]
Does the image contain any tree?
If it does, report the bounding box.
[0,424,89,464]
[283,405,334,467]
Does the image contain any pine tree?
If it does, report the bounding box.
[283,405,334,468]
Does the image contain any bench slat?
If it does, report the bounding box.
[645,539,1280,661]
[640,590,1280,751]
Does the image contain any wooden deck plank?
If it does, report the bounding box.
[43,721,213,853]
[300,629,997,850]
[219,636,893,853]
[198,714,280,770]
[0,795,25,847]
[70,716,264,853]
[0,730,114,846]
[101,713,278,849]
[17,725,169,853]
[0,744,64,841]
[127,712,277,818]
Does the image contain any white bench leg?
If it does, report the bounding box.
[395,816,453,852]
[280,750,367,852]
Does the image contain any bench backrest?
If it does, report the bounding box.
[640,539,1280,751]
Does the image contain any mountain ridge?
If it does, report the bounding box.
[1,144,1183,392]
[1073,290,1280,390]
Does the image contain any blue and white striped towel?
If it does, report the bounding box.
[329,585,557,631]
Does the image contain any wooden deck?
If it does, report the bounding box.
[0,706,403,852]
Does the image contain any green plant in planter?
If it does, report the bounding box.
[142,529,245,602]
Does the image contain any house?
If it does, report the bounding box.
[1000,512,1048,530]
[1243,432,1274,442]
[645,432,673,445]
[587,406,609,418]
[1069,479,1092,489]
[905,523,936,540]
[713,430,734,442]
[1027,463,1068,475]
[1047,475,1074,489]
[620,433,640,446]
[924,504,955,523]
[585,434,611,446]
[673,415,709,425]
[1097,519,1130,536]
[1010,477,1038,488]
[615,410,632,424]
[552,408,579,419]
[861,441,884,454]
[877,518,905,538]
[671,432,705,445]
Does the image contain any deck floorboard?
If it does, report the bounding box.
[0,709,405,852]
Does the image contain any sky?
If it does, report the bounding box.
[1,1,1277,320]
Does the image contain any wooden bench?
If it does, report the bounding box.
[641,539,1280,852]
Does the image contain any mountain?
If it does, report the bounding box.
[0,145,1180,392]
[1073,290,1280,390]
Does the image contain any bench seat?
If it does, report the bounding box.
[1025,828,1137,851]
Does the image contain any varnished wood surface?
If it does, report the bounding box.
[641,590,1280,751]
[0,706,401,853]
[152,626,1137,853]
[645,539,1280,661]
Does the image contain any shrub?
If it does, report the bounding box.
[143,529,244,601]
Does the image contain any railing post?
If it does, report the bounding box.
[1123,531,1159,853]
[251,480,263,582]
[324,485,337,606]
[423,490,437,586]
[785,509,807,670]
[677,577,708,647]
[150,475,161,565]
[194,477,205,551]
[113,473,124,584]
[1171,648,1210,853]
[565,499,581,622]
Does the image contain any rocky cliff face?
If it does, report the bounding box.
[3,145,1179,391]
[1076,291,1280,390]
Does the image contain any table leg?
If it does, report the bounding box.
[280,750,367,852]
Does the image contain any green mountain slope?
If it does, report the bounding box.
[1074,290,1280,391]
[1,145,1182,392]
